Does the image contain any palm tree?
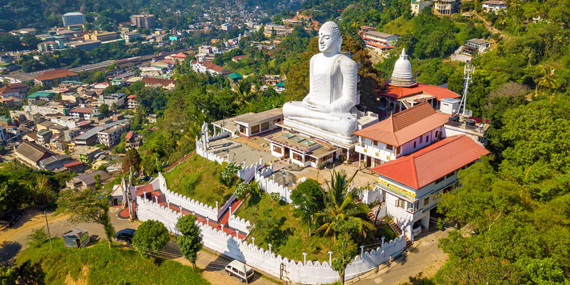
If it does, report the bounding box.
[233,80,254,107]
[315,171,375,243]
[535,66,559,95]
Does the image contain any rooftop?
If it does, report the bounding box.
[383,83,461,101]
[34,69,78,82]
[354,102,450,146]
[372,135,489,190]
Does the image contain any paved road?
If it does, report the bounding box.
[0,208,275,285]
[352,227,452,285]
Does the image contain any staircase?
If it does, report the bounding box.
[389,221,413,249]
[355,196,379,222]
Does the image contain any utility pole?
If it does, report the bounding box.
[44,211,53,249]
[459,62,475,116]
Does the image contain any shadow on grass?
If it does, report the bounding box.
[18,260,46,285]
[0,241,22,266]
[402,272,436,285]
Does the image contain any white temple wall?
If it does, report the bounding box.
[136,197,406,284]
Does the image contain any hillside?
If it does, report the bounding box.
[15,238,210,285]
[163,154,234,207]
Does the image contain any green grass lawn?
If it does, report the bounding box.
[235,194,398,263]
[163,154,234,207]
[15,238,210,285]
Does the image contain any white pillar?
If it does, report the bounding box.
[328,251,333,265]
[252,237,255,246]
[381,236,385,248]
[360,245,365,257]
[303,252,307,265]
[268,243,272,253]
[221,224,224,232]
[206,217,209,225]
[216,201,219,212]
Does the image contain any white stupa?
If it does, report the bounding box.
[390,48,417,87]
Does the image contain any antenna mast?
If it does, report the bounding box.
[459,62,475,116]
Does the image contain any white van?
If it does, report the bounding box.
[225,260,255,282]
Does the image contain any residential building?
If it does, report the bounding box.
[66,170,110,190]
[34,69,79,86]
[148,114,157,123]
[69,108,97,120]
[191,61,232,76]
[121,32,143,43]
[98,93,126,108]
[27,91,55,103]
[37,129,53,145]
[63,160,88,173]
[264,24,293,36]
[14,141,53,169]
[125,131,142,148]
[131,14,157,28]
[74,120,129,146]
[0,126,8,142]
[0,85,20,99]
[23,104,65,116]
[360,31,399,55]
[411,1,434,16]
[434,0,460,15]
[462,38,492,55]
[97,122,130,147]
[371,135,488,238]
[127,95,138,109]
[354,102,450,168]
[482,0,507,13]
[72,145,102,163]
[141,77,177,90]
[38,40,66,52]
[39,154,74,171]
[62,12,86,27]
[84,31,119,42]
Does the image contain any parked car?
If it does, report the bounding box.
[115,228,136,243]
[225,260,255,282]
[412,221,422,237]
[0,209,24,227]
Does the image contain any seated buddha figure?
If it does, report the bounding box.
[283,21,358,137]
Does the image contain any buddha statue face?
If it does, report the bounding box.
[319,21,342,54]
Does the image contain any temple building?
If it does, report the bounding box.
[376,49,461,118]
[371,135,488,238]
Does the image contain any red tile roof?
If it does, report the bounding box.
[202,61,230,73]
[354,102,450,146]
[172,53,187,58]
[8,83,26,89]
[383,83,460,101]
[127,95,136,99]
[34,69,78,82]
[231,55,249,61]
[124,131,133,141]
[372,135,489,190]
[64,161,83,167]
[0,86,19,95]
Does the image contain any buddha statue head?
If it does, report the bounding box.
[319,21,342,54]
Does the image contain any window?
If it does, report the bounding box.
[396,198,406,209]
[292,152,302,161]
[413,141,416,148]
[373,140,378,146]
[424,197,430,206]
[305,155,316,163]
[419,136,423,143]
[397,146,401,155]
[272,145,282,153]
[435,177,444,184]
[261,122,269,131]
[251,125,260,134]
[426,135,429,142]
[386,145,393,151]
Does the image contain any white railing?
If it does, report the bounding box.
[157,172,219,222]
[254,171,293,204]
[228,214,251,235]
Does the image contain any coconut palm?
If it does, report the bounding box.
[315,171,375,243]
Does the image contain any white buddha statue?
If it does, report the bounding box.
[283,21,358,137]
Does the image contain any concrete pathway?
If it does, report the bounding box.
[352,227,452,285]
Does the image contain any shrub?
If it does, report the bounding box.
[234,182,251,200]
[27,227,49,248]
[270,193,280,201]
[132,220,170,254]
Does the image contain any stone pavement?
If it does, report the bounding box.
[351,227,452,285]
